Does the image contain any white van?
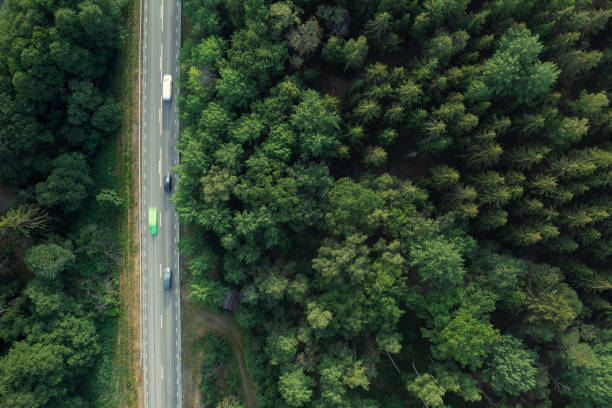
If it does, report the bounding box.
[162,74,172,101]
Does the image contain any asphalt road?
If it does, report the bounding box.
[141,0,181,407]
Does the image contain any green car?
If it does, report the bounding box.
[149,207,158,235]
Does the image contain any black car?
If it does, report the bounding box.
[164,173,172,192]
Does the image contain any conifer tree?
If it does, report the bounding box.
[429,165,460,190]
[353,100,381,123]
[467,137,503,169]
[507,144,550,170]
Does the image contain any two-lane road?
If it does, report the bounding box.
[141,0,181,407]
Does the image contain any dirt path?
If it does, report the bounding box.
[181,287,257,408]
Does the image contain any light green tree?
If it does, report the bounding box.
[363,146,388,168]
[25,244,75,280]
[470,26,560,105]
[483,335,538,396]
[424,296,499,369]
[409,237,465,285]
[278,367,315,407]
[343,36,368,72]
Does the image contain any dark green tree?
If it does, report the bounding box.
[35,153,94,214]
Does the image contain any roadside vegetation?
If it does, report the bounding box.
[178,0,612,407]
[0,0,133,407]
[199,332,243,407]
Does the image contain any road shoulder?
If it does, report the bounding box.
[106,0,144,406]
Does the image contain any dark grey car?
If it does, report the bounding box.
[163,267,171,290]
[164,173,172,192]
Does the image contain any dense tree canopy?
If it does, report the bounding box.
[0,0,123,184]
[178,0,612,406]
[0,0,126,406]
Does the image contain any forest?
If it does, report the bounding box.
[0,0,127,407]
[176,0,612,407]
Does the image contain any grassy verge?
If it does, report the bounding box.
[91,0,143,406]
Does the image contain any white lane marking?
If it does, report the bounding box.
[160,55,162,72]
[159,211,162,227]
[161,315,163,329]
[160,263,162,277]
[161,365,164,381]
